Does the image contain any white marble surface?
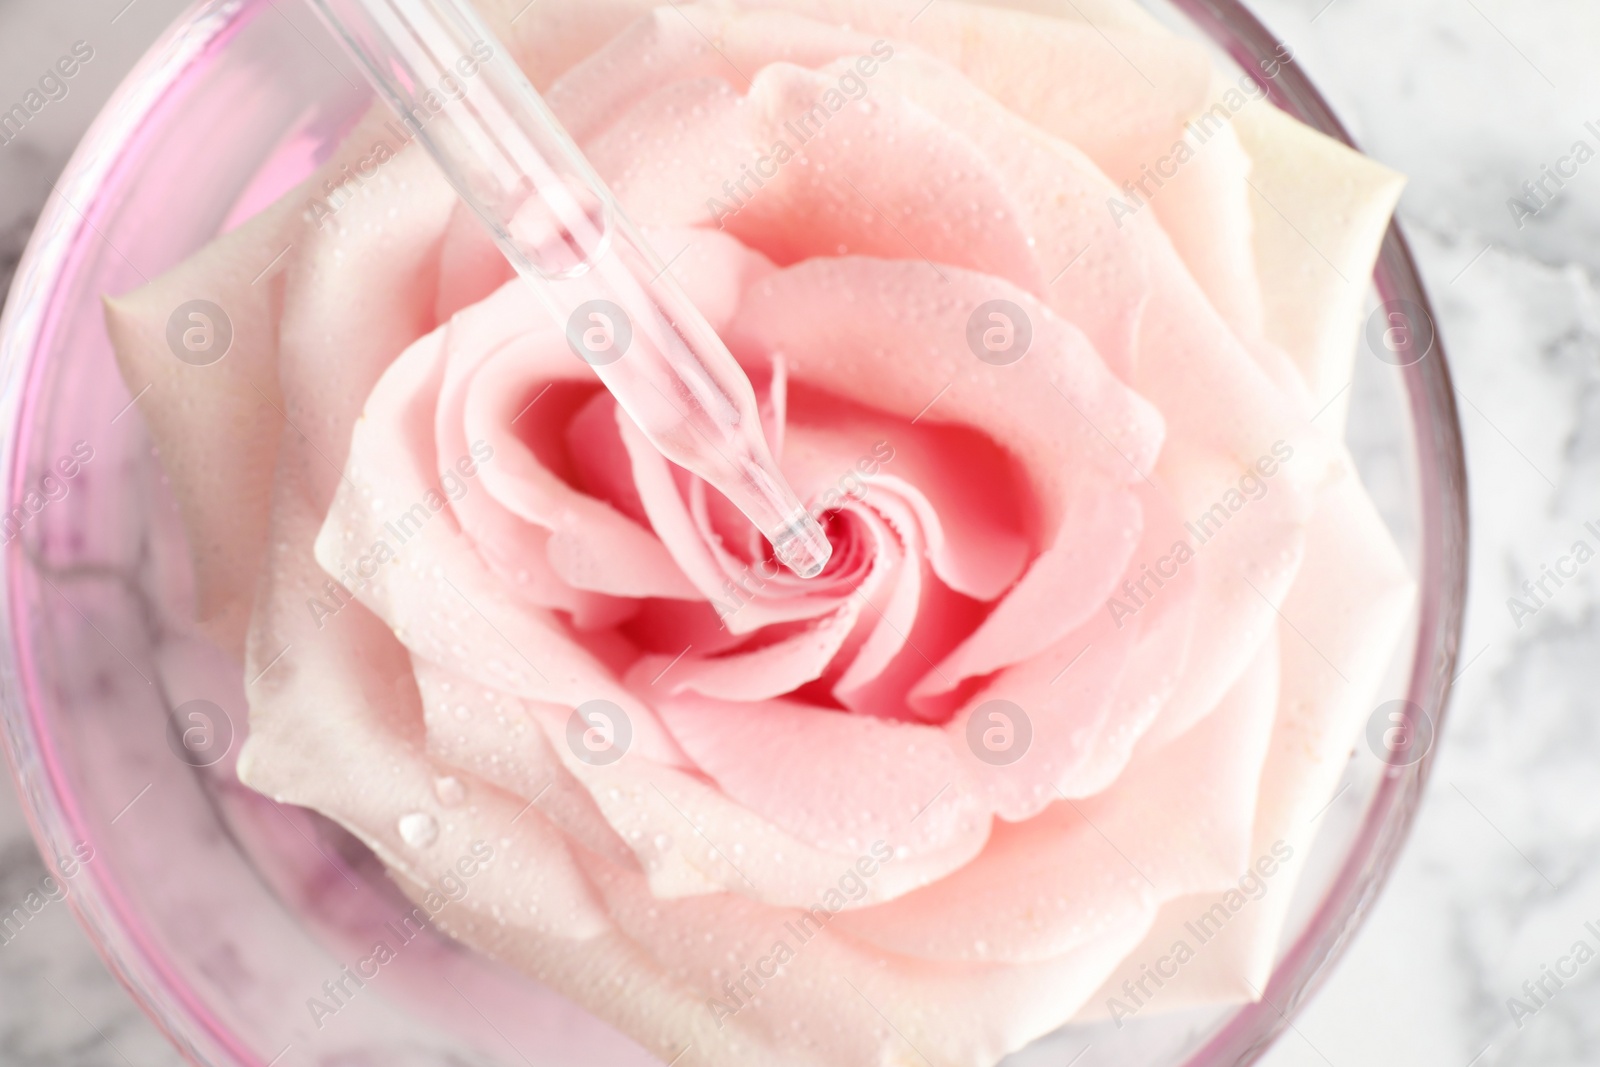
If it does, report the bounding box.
[1,1,1597,1065]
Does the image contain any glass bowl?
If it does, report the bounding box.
[0,1,1467,1065]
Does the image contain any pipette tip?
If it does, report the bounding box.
[771,512,833,580]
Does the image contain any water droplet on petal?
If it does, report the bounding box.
[434,776,466,807]
[399,812,439,848]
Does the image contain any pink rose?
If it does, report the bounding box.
[107,0,1413,1063]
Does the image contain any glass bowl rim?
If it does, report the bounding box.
[0,1,1469,1065]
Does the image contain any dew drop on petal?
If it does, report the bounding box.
[434,776,467,807]
[398,812,439,848]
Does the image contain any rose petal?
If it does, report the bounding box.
[103,153,313,652]
[1234,100,1406,421]
[209,131,617,943]
[738,0,1213,185]
[424,844,1151,1067]
[654,692,991,861]
[837,630,1278,964]
[313,325,692,767]
[715,65,1046,294]
[1143,111,1265,342]
[481,0,662,91]
[526,729,989,907]
[942,483,1200,821]
[860,52,1152,376]
[546,5,879,143]
[914,472,1142,706]
[1077,458,1413,1015]
[616,414,843,634]
[730,259,1164,699]
[460,336,698,600]
[586,44,1154,377]
[413,657,641,871]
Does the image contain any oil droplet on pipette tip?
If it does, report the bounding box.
[772,512,833,579]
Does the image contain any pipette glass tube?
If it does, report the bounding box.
[308,0,833,579]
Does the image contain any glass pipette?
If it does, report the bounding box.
[307,0,833,578]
